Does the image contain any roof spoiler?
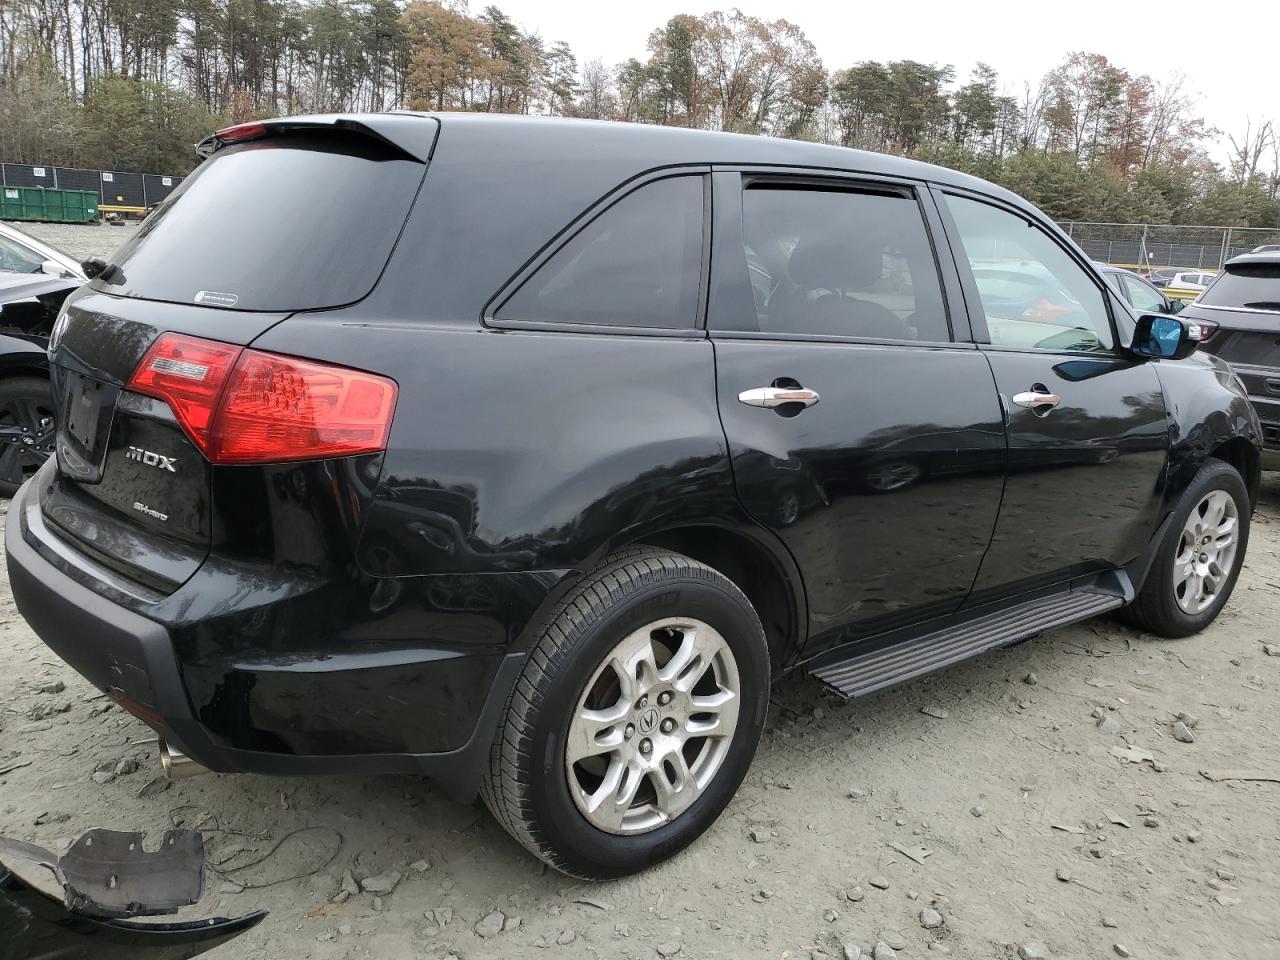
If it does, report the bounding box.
[194,114,438,164]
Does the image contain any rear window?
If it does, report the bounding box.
[103,134,425,312]
[1199,263,1280,311]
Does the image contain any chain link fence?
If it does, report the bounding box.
[1061,222,1280,272]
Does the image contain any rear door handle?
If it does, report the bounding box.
[738,386,820,409]
[1012,390,1061,411]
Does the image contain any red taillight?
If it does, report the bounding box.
[128,333,397,464]
[213,350,397,463]
[215,121,269,143]
[129,334,240,452]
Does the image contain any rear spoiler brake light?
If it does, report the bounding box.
[194,117,427,163]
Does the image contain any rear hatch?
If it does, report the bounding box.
[1193,260,1280,439]
[40,117,434,594]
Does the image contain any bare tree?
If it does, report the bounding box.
[1228,118,1275,183]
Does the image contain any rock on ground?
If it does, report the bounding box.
[474,910,505,938]
[359,870,401,896]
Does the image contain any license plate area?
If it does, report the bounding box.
[54,366,119,483]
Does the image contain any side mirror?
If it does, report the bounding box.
[1130,314,1202,361]
[1164,298,1185,314]
[40,260,68,278]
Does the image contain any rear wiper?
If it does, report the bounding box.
[82,257,125,285]
[1242,301,1280,311]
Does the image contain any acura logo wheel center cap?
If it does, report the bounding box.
[638,708,659,734]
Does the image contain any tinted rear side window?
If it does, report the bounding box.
[1199,263,1280,310]
[104,134,426,312]
[496,175,704,329]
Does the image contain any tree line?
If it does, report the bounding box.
[1,1,1278,227]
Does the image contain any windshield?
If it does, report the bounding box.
[102,133,426,312]
[1199,263,1280,311]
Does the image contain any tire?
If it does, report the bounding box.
[481,546,770,879]
[0,375,55,498]
[1124,460,1251,638]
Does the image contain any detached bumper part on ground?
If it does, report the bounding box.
[0,828,265,960]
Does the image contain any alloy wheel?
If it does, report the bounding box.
[0,396,55,491]
[1172,489,1238,614]
[565,617,740,835]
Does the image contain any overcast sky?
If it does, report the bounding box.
[492,0,1271,166]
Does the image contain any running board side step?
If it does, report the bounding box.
[809,587,1126,701]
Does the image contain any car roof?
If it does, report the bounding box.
[252,112,1080,324]
[1097,265,1142,278]
[272,111,1038,216]
[1226,251,1280,268]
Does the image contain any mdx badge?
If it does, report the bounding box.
[126,446,177,472]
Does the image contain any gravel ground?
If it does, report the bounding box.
[6,218,138,263]
[2,223,1279,960]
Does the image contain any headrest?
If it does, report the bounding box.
[787,235,885,291]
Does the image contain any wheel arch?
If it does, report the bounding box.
[633,523,807,672]
[1210,436,1260,509]
[0,362,52,383]
[1153,356,1263,514]
[0,334,50,380]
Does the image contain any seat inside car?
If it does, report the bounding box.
[765,232,908,339]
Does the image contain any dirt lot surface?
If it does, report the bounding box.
[8,218,138,262]
[1,223,1278,959]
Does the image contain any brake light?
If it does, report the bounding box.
[215,121,269,143]
[128,333,397,464]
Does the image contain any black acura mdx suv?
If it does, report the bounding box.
[7,113,1261,879]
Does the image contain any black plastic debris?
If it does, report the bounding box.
[0,828,266,960]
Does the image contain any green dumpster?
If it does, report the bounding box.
[0,186,99,224]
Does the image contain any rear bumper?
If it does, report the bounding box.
[5,477,526,799]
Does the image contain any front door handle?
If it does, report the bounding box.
[1012,390,1061,411]
[738,386,821,409]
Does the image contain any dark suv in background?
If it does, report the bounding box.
[6,114,1261,879]
[1185,251,1280,468]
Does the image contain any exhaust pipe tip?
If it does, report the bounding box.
[159,740,209,780]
